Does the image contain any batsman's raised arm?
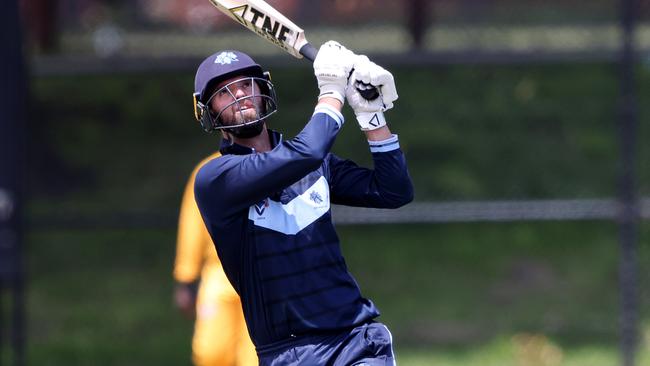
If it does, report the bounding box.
[325,57,413,208]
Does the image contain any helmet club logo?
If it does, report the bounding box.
[214,51,239,65]
[227,5,296,52]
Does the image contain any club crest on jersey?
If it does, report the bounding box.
[247,176,330,235]
[214,51,239,65]
[309,190,323,204]
[254,199,269,216]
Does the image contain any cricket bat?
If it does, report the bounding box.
[207,0,379,100]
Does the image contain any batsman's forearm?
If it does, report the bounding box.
[317,97,343,112]
[370,149,414,208]
[365,126,393,141]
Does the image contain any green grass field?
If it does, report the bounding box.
[30,62,650,216]
[21,62,650,364]
[25,223,650,365]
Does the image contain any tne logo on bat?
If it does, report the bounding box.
[229,5,296,49]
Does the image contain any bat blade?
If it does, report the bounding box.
[208,0,379,99]
[207,0,312,60]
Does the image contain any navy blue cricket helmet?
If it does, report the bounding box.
[193,50,278,134]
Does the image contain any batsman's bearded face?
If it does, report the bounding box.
[209,76,266,128]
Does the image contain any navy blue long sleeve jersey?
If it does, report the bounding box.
[194,105,413,350]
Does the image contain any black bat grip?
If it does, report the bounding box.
[299,43,380,101]
[299,43,318,62]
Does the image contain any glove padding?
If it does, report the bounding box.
[346,58,398,130]
[313,41,355,104]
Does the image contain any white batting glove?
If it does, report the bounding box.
[346,58,398,130]
[313,41,355,104]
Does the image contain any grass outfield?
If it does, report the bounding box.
[29,62,650,218]
[25,61,650,364]
[25,222,650,365]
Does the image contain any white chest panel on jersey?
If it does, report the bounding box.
[248,175,330,235]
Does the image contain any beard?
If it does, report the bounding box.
[220,97,263,125]
[229,120,265,139]
[224,104,265,139]
[214,94,268,138]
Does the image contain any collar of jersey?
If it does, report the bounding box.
[219,129,283,155]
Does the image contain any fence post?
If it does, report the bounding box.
[618,0,639,365]
[0,1,27,365]
[406,0,431,51]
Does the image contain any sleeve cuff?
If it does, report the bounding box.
[313,104,344,129]
[368,134,400,153]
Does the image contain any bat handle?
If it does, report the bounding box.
[299,43,318,62]
[299,43,380,101]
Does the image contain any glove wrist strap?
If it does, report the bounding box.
[356,111,386,131]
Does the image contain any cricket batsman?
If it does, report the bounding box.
[192,41,413,365]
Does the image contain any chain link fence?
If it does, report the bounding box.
[22,0,647,60]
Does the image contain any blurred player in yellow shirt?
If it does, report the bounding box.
[173,152,257,366]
